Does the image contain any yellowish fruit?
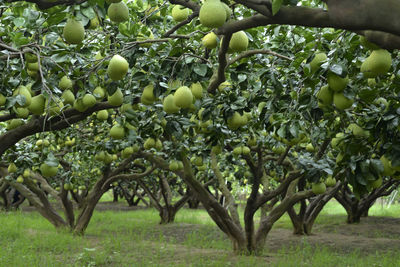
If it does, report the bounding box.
[73,98,87,112]
[28,94,45,115]
[317,85,333,106]
[229,31,248,52]
[58,75,73,90]
[380,155,394,176]
[40,163,58,178]
[141,84,156,105]
[199,0,226,28]
[202,32,218,49]
[63,18,85,44]
[110,124,125,139]
[174,86,193,109]
[93,86,106,99]
[333,92,353,110]
[309,52,327,73]
[16,86,32,108]
[62,90,75,106]
[107,55,129,81]
[348,123,368,137]
[144,137,156,149]
[108,2,129,23]
[171,5,189,22]
[82,94,97,108]
[360,49,392,78]
[0,93,6,106]
[312,182,326,194]
[108,88,124,106]
[191,82,203,99]
[97,110,109,120]
[16,176,24,183]
[8,163,17,173]
[327,72,349,92]
[163,94,180,114]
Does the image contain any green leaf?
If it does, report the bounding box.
[13,17,25,27]
[193,64,208,77]
[272,0,283,16]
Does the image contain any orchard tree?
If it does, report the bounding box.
[1,0,400,255]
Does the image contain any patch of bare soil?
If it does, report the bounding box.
[266,216,400,254]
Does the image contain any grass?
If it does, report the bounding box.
[1,200,400,266]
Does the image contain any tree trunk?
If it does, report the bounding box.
[113,188,119,202]
[159,206,177,224]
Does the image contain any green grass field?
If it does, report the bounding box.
[1,200,400,266]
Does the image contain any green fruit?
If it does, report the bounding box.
[368,78,377,87]
[8,163,17,173]
[108,2,129,23]
[107,88,124,106]
[141,84,156,105]
[229,31,248,52]
[0,93,6,106]
[16,176,24,183]
[155,139,163,150]
[27,62,39,71]
[191,82,203,99]
[28,94,45,115]
[380,155,394,176]
[13,107,29,118]
[40,163,58,178]
[107,55,129,81]
[171,5,189,22]
[199,0,226,28]
[360,49,392,78]
[97,110,109,120]
[82,94,97,108]
[306,143,315,152]
[163,94,180,114]
[144,138,156,149]
[192,156,203,166]
[325,176,337,187]
[348,123,368,137]
[333,93,353,110]
[58,76,73,90]
[169,160,179,171]
[227,112,246,130]
[221,2,231,19]
[7,119,24,130]
[233,146,242,155]
[110,124,125,139]
[16,86,32,107]
[62,90,75,106]
[242,146,250,155]
[317,85,333,106]
[63,18,85,44]
[89,16,100,29]
[309,52,327,73]
[202,32,218,49]
[25,52,37,63]
[331,133,345,149]
[327,72,349,92]
[73,99,88,112]
[122,146,134,158]
[312,182,326,194]
[23,169,31,178]
[272,146,285,154]
[120,103,134,113]
[93,86,106,99]
[174,86,193,109]
[48,99,64,116]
